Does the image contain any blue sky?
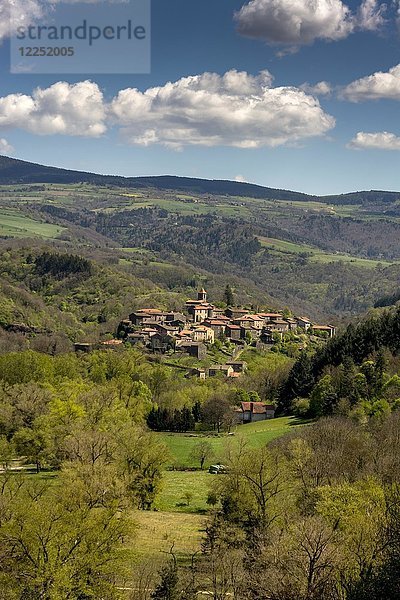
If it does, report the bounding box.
[0,0,400,194]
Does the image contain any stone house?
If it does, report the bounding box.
[264,319,290,333]
[192,326,215,344]
[247,315,265,330]
[191,303,215,323]
[129,309,169,327]
[186,368,207,380]
[126,333,146,345]
[235,402,275,423]
[165,312,187,325]
[240,326,262,340]
[296,317,312,331]
[202,319,227,338]
[150,333,175,353]
[156,324,180,337]
[225,324,242,340]
[208,364,234,378]
[226,308,249,320]
[176,341,207,360]
[257,312,282,323]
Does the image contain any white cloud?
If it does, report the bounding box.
[348,131,400,149]
[0,138,14,155]
[0,0,44,42]
[357,0,386,31]
[0,81,106,137]
[301,81,332,95]
[341,64,400,101]
[111,69,335,149]
[235,0,386,47]
[0,71,335,149]
[235,174,246,182]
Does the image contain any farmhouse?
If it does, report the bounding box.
[208,364,234,378]
[235,402,276,423]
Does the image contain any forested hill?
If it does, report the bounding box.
[0,156,311,200]
[323,190,400,205]
[280,304,400,415]
[1,154,399,203]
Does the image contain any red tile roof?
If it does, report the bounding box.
[240,402,275,414]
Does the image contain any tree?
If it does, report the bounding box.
[192,401,202,423]
[151,560,179,600]
[279,351,315,414]
[309,375,338,417]
[118,426,168,509]
[201,396,232,433]
[12,426,47,473]
[0,436,13,470]
[190,441,214,470]
[0,472,127,599]
[223,285,234,307]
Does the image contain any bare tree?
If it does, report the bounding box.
[190,440,214,470]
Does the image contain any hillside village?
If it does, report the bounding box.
[114,289,336,378]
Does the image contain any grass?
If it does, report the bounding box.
[143,415,306,564]
[240,346,293,372]
[259,236,399,269]
[259,236,317,254]
[159,416,301,469]
[0,209,64,239]
[131,511,205,561]
[156,471,211,513]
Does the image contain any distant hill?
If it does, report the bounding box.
[323,190,400,205]
[0,155,399,204]
[0,156,312,201]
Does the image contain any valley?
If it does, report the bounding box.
[1,158,400,598]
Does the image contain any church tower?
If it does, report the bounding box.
[197,288,207,302]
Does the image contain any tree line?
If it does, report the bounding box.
[279,305,400,416]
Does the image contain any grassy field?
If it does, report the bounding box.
[0,209,65,239]
[131,511,205,562]
[159,416,302,468]
[259,236,399,269]
[133,416,305,562]
[156,471,211,513]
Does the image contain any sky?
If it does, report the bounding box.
[0,0,400,195]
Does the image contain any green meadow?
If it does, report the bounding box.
[259,236,399,269]
[159,416,302,469]
[0,209,65,239]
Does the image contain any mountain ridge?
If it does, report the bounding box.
[1,155,399,203]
